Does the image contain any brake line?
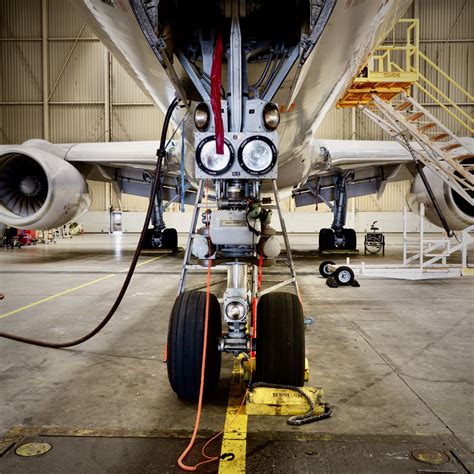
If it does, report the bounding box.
[0,97,181,349]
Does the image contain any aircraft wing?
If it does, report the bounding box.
[292,138,419,208]
[316,139,413,169]
[293,136,474,208]
[0,140,180,173]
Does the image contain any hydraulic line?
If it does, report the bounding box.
[0,97,181,349]
[261,44,284,98]
[251,51,274,91]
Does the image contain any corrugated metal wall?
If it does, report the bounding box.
[1,0,472,215]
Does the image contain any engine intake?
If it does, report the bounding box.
[409,164,474,231]
[0,144,91,230]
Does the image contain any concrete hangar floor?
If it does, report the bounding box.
[0,233,472,473]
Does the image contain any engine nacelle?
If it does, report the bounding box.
[409,166,474,231]
[0,143,91,229]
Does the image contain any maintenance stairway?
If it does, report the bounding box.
[361,93,474,206]
[337,18,474,208]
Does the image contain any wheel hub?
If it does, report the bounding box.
[338,270,351,283]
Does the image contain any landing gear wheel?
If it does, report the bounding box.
[162,228,178,250]
[319,260,336,278]
[142,229,157,249]
[319,228,334,252]
[167,291,222,401]
[343,228,357,250]
[256,292,305,386]
[333,266,355,286]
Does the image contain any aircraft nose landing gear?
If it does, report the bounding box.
[166,179,307,400]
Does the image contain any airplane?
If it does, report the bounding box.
[0,0,473,400]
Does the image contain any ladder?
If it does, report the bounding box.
[360,92,474,206]
[176,179,299,298]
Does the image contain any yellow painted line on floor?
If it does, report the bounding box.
[218,364,248,474]
[0,255,167,320]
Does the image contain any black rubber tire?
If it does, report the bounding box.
[343,228,357,250]
[334,266,355,286]
[256,292,305,387]
[162,228,178,250]
[167,291,222,401]
[142,229,156,249]
[319,228,334,252]
[319,260,336,278]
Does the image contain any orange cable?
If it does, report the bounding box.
[250,253,264,358]
[177,180,212,471]
[177,182,260,470]
[198,373,251,466]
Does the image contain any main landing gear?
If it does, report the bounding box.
[319,227,357,252]
[143,175,178,250]
[319,174,357,252]
[144,227,178,251]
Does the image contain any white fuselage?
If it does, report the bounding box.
[71,0,411,190]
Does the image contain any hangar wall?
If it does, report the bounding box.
[0,0,472,225]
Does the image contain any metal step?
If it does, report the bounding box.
[441,142,462,151]
[407,111,424,121]
[395,100,412,111]
[418,123,436,132]
[360,92,474,206]
[431,132,449,141]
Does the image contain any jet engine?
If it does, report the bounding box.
[409,164,474,231]
[0,144,91,230]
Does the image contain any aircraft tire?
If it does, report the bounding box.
[343,228,357,250]
[333,266,355,286]
[162,227,178,250]
[319,228,334,251]
[319,260,336,278]
[256,292,305,387]
[142,229,155,249]
[167,290,222,401]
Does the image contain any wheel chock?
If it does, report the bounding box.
[246,386,326,417]
[236,357,310,383]
[304,357,310,382]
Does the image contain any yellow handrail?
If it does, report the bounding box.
[415,82,473,133]
[375,19,472,134]
[418,50,473,101]
[340,17,474,135]
[417,72,473,124]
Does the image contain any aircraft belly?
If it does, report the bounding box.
[276,0,411,168]
[70,0,410,191]
[70,0,180,123]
